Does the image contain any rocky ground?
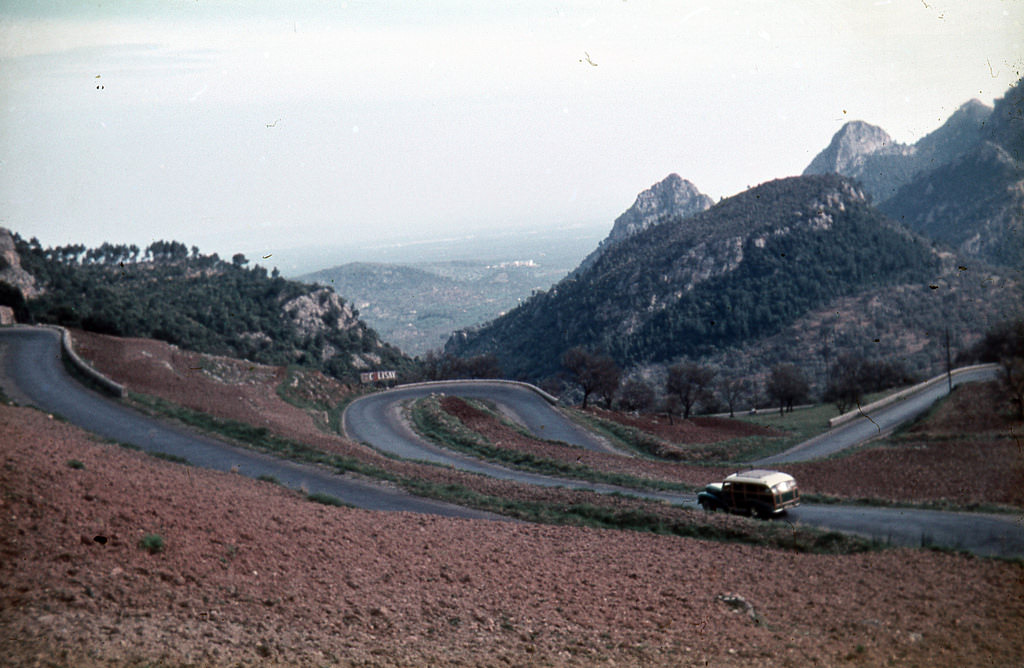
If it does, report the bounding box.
[1,330,1022,666]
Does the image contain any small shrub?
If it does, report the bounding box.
[257,474,281,484]
[138,533,165,554]
[66,459,85,470]
[307,492,351,508]
[150,451,190,465]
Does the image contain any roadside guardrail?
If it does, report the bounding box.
[42,325,127,398]
[827,363,999,429]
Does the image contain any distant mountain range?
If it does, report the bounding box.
[5,81,1019,393]
[805,80,1023,268]
[300,177,717,356]
[445,81,1023,384]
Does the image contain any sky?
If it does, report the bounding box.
[1,1,1022,272]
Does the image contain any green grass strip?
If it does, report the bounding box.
[410,396,692,493]
[401,477,877,555]
[307,492,355,508]
[128,391,398,482]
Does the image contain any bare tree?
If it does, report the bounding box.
[666,362,716,420]
[618,377,655,413]
[978,320,1024,420]
[595,358,622,409]
[661,394,683,425]
[718,376,751,418]
[562,347,620,409]
[823,353,866,414]
[765,364,809,415]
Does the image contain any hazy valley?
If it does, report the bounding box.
[4,82,1022,413]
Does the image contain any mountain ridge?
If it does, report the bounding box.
[803,99,992,203]
[446,174,954,381]
[877,81,1023,268]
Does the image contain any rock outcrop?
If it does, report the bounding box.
[804,121,904,178]
[607,173,714,242]
[0,227,41,300]
[281,287,383,367]
[577,174,713,272]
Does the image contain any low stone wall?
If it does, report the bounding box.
[393,378,560,405]
[828,363,999,429]
[49,326,127,398]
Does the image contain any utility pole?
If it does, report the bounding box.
[945,326,953,392]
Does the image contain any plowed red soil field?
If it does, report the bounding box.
[1,331,1021,666]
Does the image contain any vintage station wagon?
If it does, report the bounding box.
[697,469,800,519]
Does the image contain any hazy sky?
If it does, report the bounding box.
[1,1,1021,270]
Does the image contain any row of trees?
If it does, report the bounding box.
[417,350,503,382]
[21,237,256,272]
[559,346,816,418]
[557,342,960,420]
[560,317,1024,421]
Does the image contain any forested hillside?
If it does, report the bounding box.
[6,233,410,380]
[446,175,946,381]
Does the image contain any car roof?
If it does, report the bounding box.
[724,469,796,487]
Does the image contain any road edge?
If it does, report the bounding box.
[828,363,999,429]
[42,325,127,398]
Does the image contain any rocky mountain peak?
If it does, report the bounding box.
[574,174,713,274]
[953,98,992,124]
[803,121,902,176]
[608,173,714,243]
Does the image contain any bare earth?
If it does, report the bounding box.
[1,331,1022,666]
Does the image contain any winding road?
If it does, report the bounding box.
[342,373,1024,557]
[0,327,501,520]
[2,326,1022,557]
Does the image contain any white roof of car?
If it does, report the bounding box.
[724,469,796,488]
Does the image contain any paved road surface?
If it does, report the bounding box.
[755,366,1000,465]
[0,327,502,520]
[344,375,1024,557]
[4,326,1022,556]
